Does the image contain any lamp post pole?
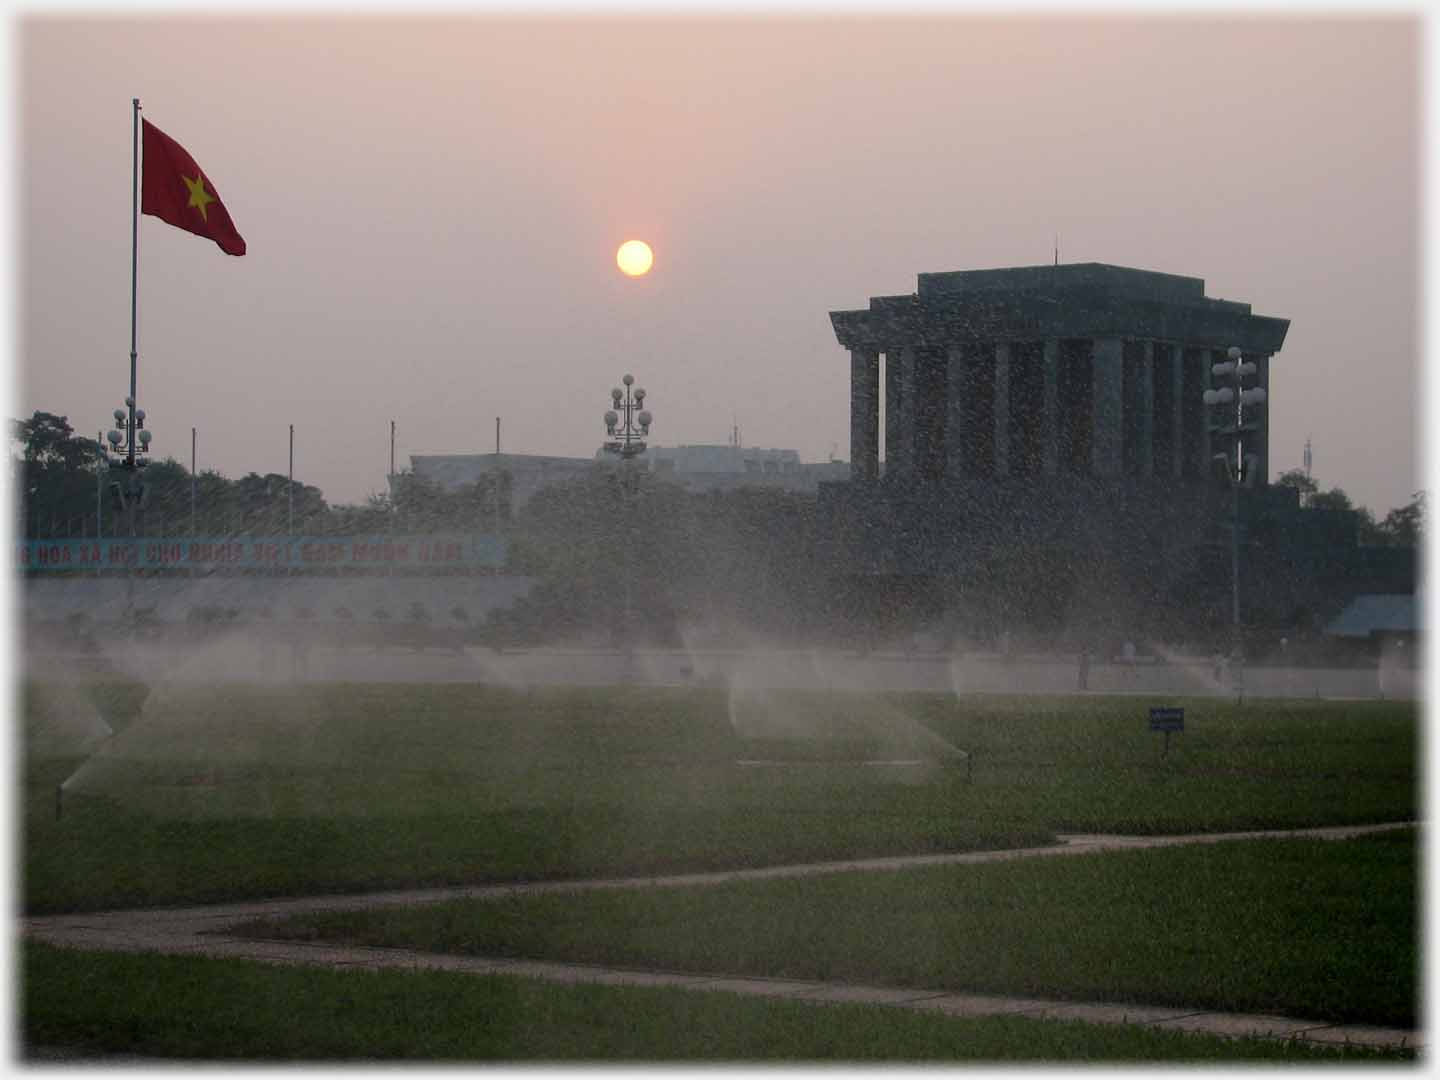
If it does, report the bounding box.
[96,431,104,541]
[104,397,152,618]
[602,374,653,660]
[1203,345,1266,704]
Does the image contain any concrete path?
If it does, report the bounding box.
[22,822,1422,1057]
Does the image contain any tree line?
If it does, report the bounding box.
[1273,469,1423,548]
[15,410,1421,547]
[11,411,508,540]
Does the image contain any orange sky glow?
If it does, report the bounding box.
[16,15,1420,515]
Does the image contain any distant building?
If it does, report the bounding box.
[1325,593,1419,644]
[816,262,1419,641]
[400,445,848,510]
[646,444,848,493]
[822,262,1297,581]
[403,453,594,512]
[830,262,1290,487]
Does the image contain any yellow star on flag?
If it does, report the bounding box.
[182,173,216,222]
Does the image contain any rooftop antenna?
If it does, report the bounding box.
[1303,436,1312,479]
[1054,233,1059,266]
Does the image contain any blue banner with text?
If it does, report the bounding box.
[16,534,507,572]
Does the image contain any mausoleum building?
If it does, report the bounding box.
[830,263,1290,488]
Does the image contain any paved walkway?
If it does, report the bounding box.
[22,822,1422,1057]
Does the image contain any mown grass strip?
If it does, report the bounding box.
[245,830,1419,1029]
[24,801,1048,915]
[21,944,1410,1063]
[24,683,1417,912]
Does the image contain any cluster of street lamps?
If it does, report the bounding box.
[603,373,652,460]
[105,395,152,531]
[602,374,652,665]
[1203,344,1267,701]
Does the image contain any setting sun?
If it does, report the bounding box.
[616,239,654,277]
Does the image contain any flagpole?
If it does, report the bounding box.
[129,98,140,466]
[124,97,141,616]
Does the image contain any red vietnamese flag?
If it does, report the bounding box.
[140,119,246,256]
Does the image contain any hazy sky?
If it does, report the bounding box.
[17,14,1421,515]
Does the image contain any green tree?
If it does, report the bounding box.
[135,458,191,535]
[1308,488,1354,513]
[1274,468,1318,508]
[11,411,105,537]
[321,493,393,537]
[231,472,327,535]
[1377,492,1424,547]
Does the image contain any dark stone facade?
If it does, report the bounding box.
[832,262,1289,487]
[819,263,1411,645]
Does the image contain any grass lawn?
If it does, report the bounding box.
[21,944,1412,1063]
[242,829,1420,1029]
[23,682,1417,912]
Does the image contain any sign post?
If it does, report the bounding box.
[1148,706,1184,757]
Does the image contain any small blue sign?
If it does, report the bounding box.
[1149,707,1185,733]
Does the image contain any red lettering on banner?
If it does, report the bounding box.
[193,542,244,562]
[419,540,461,563]
[252,543,283,563]
[15,535,489,570]
[145,543,184,564]
[300,542,342,563]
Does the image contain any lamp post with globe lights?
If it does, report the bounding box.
[104,397,153,531]
[602,374,653,663]
[603,373,652,461]
[1202,344,1267,703]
